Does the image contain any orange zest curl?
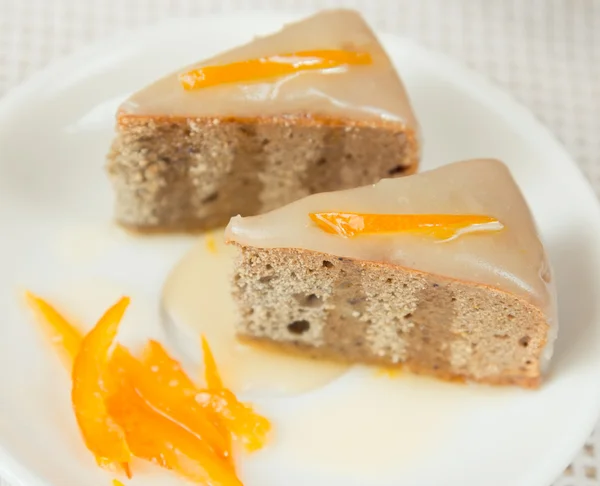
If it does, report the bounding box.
[71,297,133,477]
[200,335,270,452]
[179,49,372,90]
[135,340,231,460]
[24,292,83,366]
[309,212,503,240]
[105,365,241,486]
[202,335,224,390]
[25,292,271,485]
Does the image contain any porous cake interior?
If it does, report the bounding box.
[232,245,548,388]
[107,119,415,232]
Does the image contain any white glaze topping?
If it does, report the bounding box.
[119,9,418,128]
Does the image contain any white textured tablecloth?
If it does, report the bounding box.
[0,0,598,484]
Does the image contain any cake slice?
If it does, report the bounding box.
[225,159,557,388]
[106,9,419,232]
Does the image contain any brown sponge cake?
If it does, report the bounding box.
[225,159,557,388]
[106,9,420,233]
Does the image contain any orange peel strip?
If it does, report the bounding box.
[24,291,270,480]
[179,49,372,90]
[200,338,270,452]
[201,335,223,390]
[141,340,197,389]
[196,389,271,452]
[110,345,231,461]
[106,371,241,486]
[71,297,132,476]
[141,340,233,456]
[24,292,83,367]
[309,212,503,240]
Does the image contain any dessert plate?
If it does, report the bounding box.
[1,11,600,486]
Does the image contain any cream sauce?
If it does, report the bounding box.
[241,368,489,486]
[161,231,348,395]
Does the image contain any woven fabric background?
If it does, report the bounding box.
[0,0,598,484]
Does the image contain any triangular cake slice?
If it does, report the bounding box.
[225,159,557,388]
[106,9,419,232]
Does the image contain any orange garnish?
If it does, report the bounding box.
[202,335,223,390]
[179,49,372,90]
[309,212,503,240]
[25,293,270,483]
[200,338,270,452]
[71,297,132,476]
[106,378,241,486]
[142,338,269,453]
[141,340,197,390]
[141,340,228,445]
[196,389,270,452]
[110,344,231,461]
[25,292,83,367]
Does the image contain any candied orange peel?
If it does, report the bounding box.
[309,212,503,240]
[134,340,231,460]
[25,293,270,485]
[24,294,132,477]
[199,335,270,452]
[24,292,83,366]
[179,49,372,90]
[202,335,224,390]
[71,297,133,476]
[106,366,240,486]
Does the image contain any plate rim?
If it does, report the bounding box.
[1,10,599,486]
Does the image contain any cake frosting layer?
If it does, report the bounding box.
[119,9,417,128]
[226,159,554,316]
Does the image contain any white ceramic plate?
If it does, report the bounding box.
[1,11,600,486]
